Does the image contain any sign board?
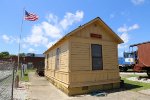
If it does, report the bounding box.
[90,33,102,39]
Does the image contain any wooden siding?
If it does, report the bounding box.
[74,21,116,42]
[70,42,90,71]
[45,20,120,88]
[45,70,69,86]
[45,41,69,85]
[69,38,118,70]
[69,70,120,87]
[68,21,120,86]
[103,42,118,70]
[69,37,120,86]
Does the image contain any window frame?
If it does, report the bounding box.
[55,48,60,70]
[91,44,103,70]
[46,54,49,70]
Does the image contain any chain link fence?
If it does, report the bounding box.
[0,61,16,100]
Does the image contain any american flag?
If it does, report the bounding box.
[25,10,38,21]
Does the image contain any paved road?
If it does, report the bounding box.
[28,72,69,100]
[28,72,150,100]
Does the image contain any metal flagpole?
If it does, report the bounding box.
[18,7,25,72]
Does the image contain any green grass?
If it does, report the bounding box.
[17,69,35,82]
[121,77,150,91]
[126,74,142,78]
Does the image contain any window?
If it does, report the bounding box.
[46,54,49,70]
[55,48,60,69]
[91,44,103,70]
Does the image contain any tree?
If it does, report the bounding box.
[0,52,3,58]
[10,54,17,57]
[0,51,10,58]
[19,53,26,57]
[27,53,35,57]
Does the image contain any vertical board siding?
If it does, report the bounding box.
[68,21,119,85]
[51,50,56,70]
[45,20,120,88]
[70,70,119,84]
[46,41,69,71]
[70,42,91,71]
[103,42,118,70]
[45,41,69,85]
[74,21,115,42]
[59,42,69,71]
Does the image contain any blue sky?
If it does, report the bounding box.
[0,0,150,57]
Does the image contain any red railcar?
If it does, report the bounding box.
[130,41,150,77]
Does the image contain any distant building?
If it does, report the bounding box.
[0,54,45,69]
[34,54,45,57]
[44,17,123,95]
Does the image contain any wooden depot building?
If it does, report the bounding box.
[44,17,123,95]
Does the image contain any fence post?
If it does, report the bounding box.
[11,62,15,100]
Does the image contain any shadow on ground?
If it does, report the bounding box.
[138,76,150,79]
[86,82,143,97]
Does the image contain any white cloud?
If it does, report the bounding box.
[22,44,28,49]
[2,34,10,43]
[24,25,49,47]
[117,24,139,33]
[1,11,84,53]
[131,0,145,5]
[59,11,84,29]
[23,10,84,52]
[120,33,129,43]
[117,24,140,49]
[46,40,58,48]
[118,44,128,49]
[118,32,129,49]
[28,48,37,53]
[42,21,62,38]
[128,24,139,31]
[110,14,115,19]
[117,25,128,33]
[46,14,58,25]
[2,34,19,43]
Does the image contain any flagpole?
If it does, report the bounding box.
[18,7,25,72]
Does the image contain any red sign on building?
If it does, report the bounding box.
[90,33,102,39]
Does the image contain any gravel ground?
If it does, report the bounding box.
[0,70,12,80]
[120,72,147,77]
[13,82,29,100]
[120,72,150,83]
[127,77,150,83]
[0,72,13,100]
[26,72,150,100]
[139,89,150,95]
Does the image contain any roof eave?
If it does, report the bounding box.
[96,17,124,44]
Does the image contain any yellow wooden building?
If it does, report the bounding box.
[44,17,123,95]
